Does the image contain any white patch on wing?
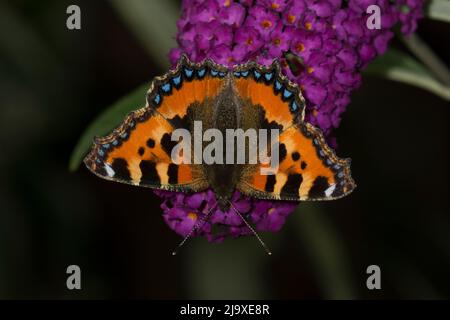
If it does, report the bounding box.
[104,163,115,177]
[325,184,336,197]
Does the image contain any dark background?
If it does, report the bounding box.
[0,0,449,299]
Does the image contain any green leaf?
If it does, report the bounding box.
[70,0,180,171]
[364,48,450,101]
[69,83,149,171]
[427,0,450,23]
[109,0,179,69]
[401,34,450,87]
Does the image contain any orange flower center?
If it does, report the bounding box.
[188,212,198,221]
[312,109,318,117]
[271,3,280,9]
[295,43,305,52]
[268,208,276,215]
[224,0,231,7]
[261,20,273,29]
[305,22,312,30]
[273,38,281,46]
[246,37,254,45]
[307,67,314,74]
[287,14,296,24]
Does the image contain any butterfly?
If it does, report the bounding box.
[84,55,356,213]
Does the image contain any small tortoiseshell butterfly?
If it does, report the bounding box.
[84,56,355,213]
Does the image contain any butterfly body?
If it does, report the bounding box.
[193,78,244,210]
[84,56,356,210]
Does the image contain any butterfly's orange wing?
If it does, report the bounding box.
[237,122,355,200]
[148,55,228,127]
[238,123,355,201]
[84,56,229,191]
[231,61,355,201]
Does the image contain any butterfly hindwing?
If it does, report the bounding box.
[237,121,355,201]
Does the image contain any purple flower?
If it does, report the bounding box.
[301,77,327,105]
[290,30,322,61]
[251,200,298,231]
[164,0,425,241]
[219,2,246,27]
[233,26,265,62]
[309,0,334,18]
[156,189,297,243]
[246,5,279,38]
[259,0,291,12]
[266,23,293,57]
[189,0,220,23]
[282,0,306,26]
[397,0,424,35]
[209,43,234,65]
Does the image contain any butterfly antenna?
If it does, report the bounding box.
[171,202,217,256]
[227,200,272,256]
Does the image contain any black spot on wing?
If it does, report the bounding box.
[258,106,284,131]
[167,163,179,184]
[278,143,287,163]
[138,147,145,156]
[111,158,131,180]
[139,160,160,186]
[291,152,300,161]
[169,115,188,129]
[161,133,178,156]
[308,176,329,198]
[167,102,196,129]
[301,161,307,170]
[264,175,276,193]
[146,138,155,148]
[332,184,344,198]
[95,164,107,177]
[280,173,303,198]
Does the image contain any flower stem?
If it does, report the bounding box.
[401,33,450,87]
